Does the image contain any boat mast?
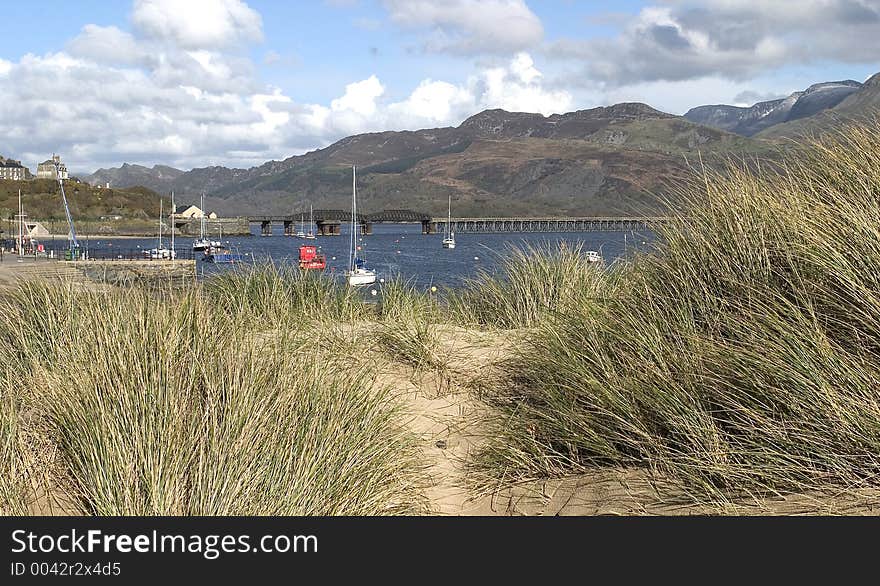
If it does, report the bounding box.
[170,191,175,258]
[17,189,22,256]
[446,195,451,239]
[158,198,163,250]
[200,193,206,240]
[349,165,356,271]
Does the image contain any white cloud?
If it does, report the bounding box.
[131,0,263,49]
[67,25,148,65]
[549,0,880,86]
[472,52,571,115]
[298,52,571,140]
[0,0,565,173]
[388,80,474,124]
[382,0,543,54]
[331,76,385,116]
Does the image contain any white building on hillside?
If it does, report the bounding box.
[173,205,219,219]
[36,154,68,180]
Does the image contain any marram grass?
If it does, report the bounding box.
[474,120,880,504]
[446,242,612,329]
[0,281,427,515]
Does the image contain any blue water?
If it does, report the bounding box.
[48,223,654,289]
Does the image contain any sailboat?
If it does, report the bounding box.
[144,198,176,259]
[442,194,456,249]
[344,165,377,286]
[15,188,27,256]
[295,213,307,238]
[304,205,316,239]
[193,193,221,251]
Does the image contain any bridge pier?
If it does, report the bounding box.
[422,220,436,234]
[283,220,293,236]
[361,222,372,235]
[317,220,341,236]
[261,220,272,236]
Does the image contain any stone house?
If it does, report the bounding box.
[36,154,69,180]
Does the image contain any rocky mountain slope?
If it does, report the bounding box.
[684,80,862,136]
[87,103,769,217]
[85,163,183,193]
[757,73,880,138]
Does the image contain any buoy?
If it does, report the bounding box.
[396,250,401,254]
[474,256,479,260]
[430,286,437,293]
[370,289,377,296]
[331,256,336,260]
[379,278,385,283]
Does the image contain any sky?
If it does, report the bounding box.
[0,0,878,174]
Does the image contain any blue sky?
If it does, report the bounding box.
[0,0,878,173]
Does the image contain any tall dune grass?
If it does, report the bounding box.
[0,378,30,515]
[203,262,370,326]
[0,281,427,515]
[475,122,880,504]
[375,277,448,376]
[447,242,611,329]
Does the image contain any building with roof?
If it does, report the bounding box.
[0,159,30,180]
[173,204,203,219]
[36,154,68,180]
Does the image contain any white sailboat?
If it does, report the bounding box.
[15,188,27,256]
[442,194,456,249]
[193,193,221,251]
[144,198,176,259]
[345,165,377,286]
[295,213,307,238]
[305,204,316,239]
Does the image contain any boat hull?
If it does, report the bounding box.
[299,259,326,270]
[442,239,455,249]
[193,239,221,251]
[345,269,376,286]
[143,248,176,260]
[204,253,242,263]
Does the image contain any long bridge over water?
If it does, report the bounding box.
[246,209,666,236]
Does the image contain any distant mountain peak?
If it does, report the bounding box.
[684,76,867,136]
[864,72,880,87]
[803,80,861,93]
[597,102,674,119]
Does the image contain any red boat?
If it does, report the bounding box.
[298,244,326,270]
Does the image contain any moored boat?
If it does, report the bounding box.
[298,244,326,270]
[193,193,221,251]
[442,194,455,249]
[344,165,377,286]
[203,245,242,263]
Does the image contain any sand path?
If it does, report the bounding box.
[379,325,880,515]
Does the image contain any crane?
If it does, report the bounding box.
[55,160,80,258]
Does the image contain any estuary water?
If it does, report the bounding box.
[60,223,655,289]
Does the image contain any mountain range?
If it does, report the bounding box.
[82,72,880,217]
